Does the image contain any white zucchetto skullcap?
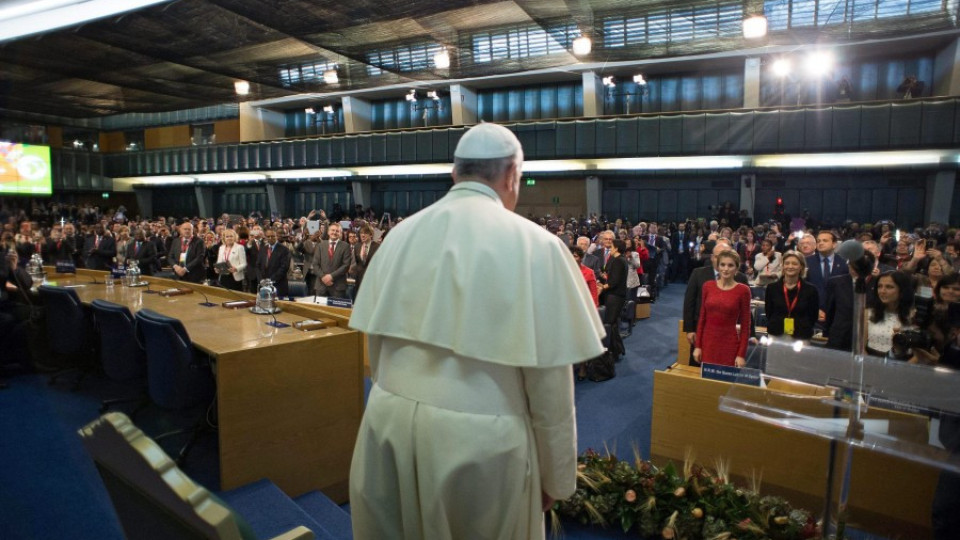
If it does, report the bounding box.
[454,122,523,160]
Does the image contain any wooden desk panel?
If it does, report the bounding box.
[651,365,939,538]
[44,270,362,502]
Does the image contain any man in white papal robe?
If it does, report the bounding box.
[348,122,605,539]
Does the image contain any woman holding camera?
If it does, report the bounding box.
[866,270,915,357]
[764,251,820,340]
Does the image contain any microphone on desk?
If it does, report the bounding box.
[194,286,216,307]
[142,280,157,294]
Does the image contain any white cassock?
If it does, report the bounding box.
[349,181,605,540]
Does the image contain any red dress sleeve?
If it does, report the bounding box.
[736,284,752,358]
[695,282,710,349]
[584,267,599,307]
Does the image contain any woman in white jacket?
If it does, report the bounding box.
[216,228,246,291]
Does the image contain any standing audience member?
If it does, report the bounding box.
[806,231,849,317]
[764,251,819,340]
[823,251,876,352]
[168,222,205,283]
[257,228,292,297]
[352,224,379,296]
[125,230,157,275]
[83,224,116,271]
[599,239,628,354]
[866,270,915,357]
[693,250,752,367]
[752,238,783,287]
[216,229,246,291]
[310,222,352,299]
[683,241,750,365]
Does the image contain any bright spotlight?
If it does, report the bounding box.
[233,80,250,96]
[742,15,768,39]
[633,74,646,85]
[322,105,334,114]
[772,58,791,78]
[572,35,591,56]
[602,76,616,88]
[805,51,833,77]
[433,49,450,69]
[304,107,315,115]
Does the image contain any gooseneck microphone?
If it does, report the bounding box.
[193,285,216,307]
[266,312,290,329]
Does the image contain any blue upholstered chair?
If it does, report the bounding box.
[91,299,148,413]
[134,308,215,464]
[287,280,308,298]
[37,285,94,389]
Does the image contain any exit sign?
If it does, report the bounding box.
[551,196,560,204]
[525,178,536,186]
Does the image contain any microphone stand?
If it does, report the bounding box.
[266,312,290,329]
[192,284,216,307]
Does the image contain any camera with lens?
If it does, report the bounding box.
[891,329,933,360]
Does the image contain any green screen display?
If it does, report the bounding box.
[0,142,53,195]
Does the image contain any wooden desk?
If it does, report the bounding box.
[45,269,363,502]
[651,363,939,538]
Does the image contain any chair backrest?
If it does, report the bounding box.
[37,284,89,356]
[288,280,308,298]
[91,299,147,382]
[79,412,312,540]
[135,309,214,411]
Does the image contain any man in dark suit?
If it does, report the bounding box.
[257,228,292,297]
[824,252,876,352]
[352,224,379,295]
[309,222,352,299]
[153,226,173,268]
[126,230,157,275]
[45,228,74,263]
[682,241,750,364]
[805,230,849,315]
[167,222,205,283]
[83,225,117,271]
[577,236,602,278]
[670,222,691,283]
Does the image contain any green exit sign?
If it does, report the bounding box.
[525,178,536,186]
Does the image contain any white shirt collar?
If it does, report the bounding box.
[450,181,503,207]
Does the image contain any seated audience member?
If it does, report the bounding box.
[866,271,915,358]
[752,238,782,287]
[764,251,819,340]
[693,249,751,367]
[215,229,246,291]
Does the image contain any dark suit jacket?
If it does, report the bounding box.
[45,238,74,263]
[309,239,352,292]
[601,255,628,298]
[682,266,749,333]
[256,242,291,297]
[126,240,158,275]
[153,235,172,267]
[806,253,849,310]
[824,274,854,351]
[582,251,603,279]
[353,241,379,290]
[167,236,205,283]
[83,234,117,271]
[764,278,820,339]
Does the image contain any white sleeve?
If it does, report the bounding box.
[520,364,577,499]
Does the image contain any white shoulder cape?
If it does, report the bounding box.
[350,182,605,368]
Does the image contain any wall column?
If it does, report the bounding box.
[352,181,372,210]
[194,186,214,218]
[582,72,604,117]
[266,184,286,218]
[343,96,372,133]
[925,170,955,225]
[134,189,153,219]
[743,57,761,109]
[585,175,602,217]
[450,84,478,125]
[934,37,960,97]
[239,103,285,142]
[740,173,756,220]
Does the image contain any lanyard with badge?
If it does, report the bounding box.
[783,281,800,335]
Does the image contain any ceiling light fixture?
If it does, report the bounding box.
[323,68,339,84]
[433,49,450,69]
[427,90,440,100]
[742,15,768,39]
[405,89,417,102]
[772,58,791,77]
[304,107,315,114]
[602,76,616,88]
[234,80,250,96]
[323,105,334,114]
[633,74,646,85]
[572,35,591,56]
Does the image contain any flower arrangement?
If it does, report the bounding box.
[550,448,822,539]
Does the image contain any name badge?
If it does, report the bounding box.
[783,317,794,336]
[179,252,187,264]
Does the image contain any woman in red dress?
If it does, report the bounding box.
[693,249,752,367]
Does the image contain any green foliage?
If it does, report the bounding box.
[553,449,822,539]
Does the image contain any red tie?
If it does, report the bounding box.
[328,241,335,259]
[267,245,273,262]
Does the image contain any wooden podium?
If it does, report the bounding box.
[651,363,939,538]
